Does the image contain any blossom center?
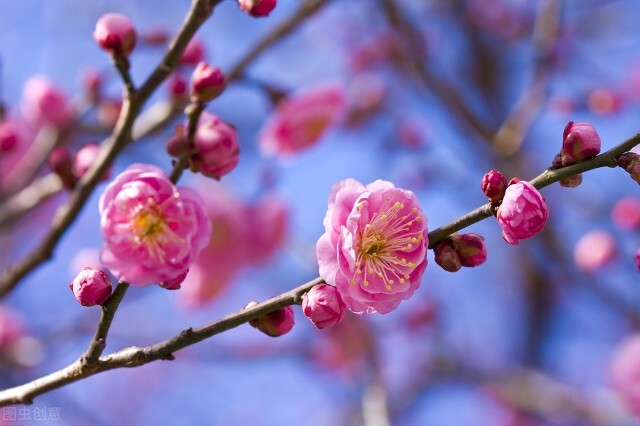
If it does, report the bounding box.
[133,209,165,238]
[351,200,423,291]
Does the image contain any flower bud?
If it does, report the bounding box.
[168,73,188,100]
[166,124,191,157]
[481,170,507,202]
[559,173,582,188]
[180,38,206,66]
[249,306,294,337]
[191,112,239,180]
[560,121,601,166]
[635,248,640,271]
[93,13,137,57]
[0,123,18,153]
[72,143,111,182]
[191,63,226,103]
[433,242,461,272]
[49,147,76,189]
[452,233,487,267]
[496,179,548,245]
[238,0,277,17]
[302,284,346,329]
[22,76,73,128]
[617,152,640,185]
[160,270,188,290]
[69,267,113,307]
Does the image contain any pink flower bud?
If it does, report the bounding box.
[302,284,346,329]
[191,62,226,103]
[452,233,487,267]
[180,38,206,66]
[159,270,188,290]
[617,152,640,185]
[249,306,294,337]
[610,334,640,415]
[496,180,549,245]
[559,173,582,188]
[238,0,277,17]
[191,112,239,180]
[166,124,190,157]
[69,267,113,306]
[168,73,188,99]
[635,249,640,271]
[93,13,137,57]
[49,147,76,189]
[560,122,601,166]
[433,242,461,272]
[612,197,640,230]
[21,76,73,128]
[574,230,617,273]
[481,170,507,202]
[0,123,18,153]
[72,143,111,182]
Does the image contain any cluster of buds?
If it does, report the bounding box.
[48,143,112,189]
[433,233,487,272]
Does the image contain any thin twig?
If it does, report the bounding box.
[0,277,323,406]
[0,174,63,230]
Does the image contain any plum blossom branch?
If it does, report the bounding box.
[168,102,205,183]
[0,0,221,299]
[0,277,323,406]
[0,174,62,230]
[427,133,640,248]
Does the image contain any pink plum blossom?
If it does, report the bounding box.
[69,267,113,306]
[191,112,239,180]
[610,334,640,415]
[612,197,640,230]
[302,284,347,329]
[259,85,346,157]
[99,164,211,286]
[573,230,617,273]
[21,76,73,128]
[93,13,137,57]
[316,179,428,314]
[496,180,548,245]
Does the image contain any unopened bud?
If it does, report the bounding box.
[560,121,601,166]
[302,284,346,329]
[49,147,76,189]
[617,152,640,185]
[70,267,113,307]
[72,143,111,183]
[180,38,206,66]
[559,173,582,188]
[249,306,294,337]
[93,13,137,57]
[166,125,191,157]
[434,242,461,272]
[452,233,487,267]
[481,170,507,202]
[191,63,226,103]
[238,0,277,17]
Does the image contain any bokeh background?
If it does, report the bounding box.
[1,0,640,424]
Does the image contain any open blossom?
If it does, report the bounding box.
[21,76,72,128]
[573,230,617,273]
[610,334,640,415]
[496,180,548,245]
[316,179,428,314]
[259,85,346,157]
[99,164,211,286]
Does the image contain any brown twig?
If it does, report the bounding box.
[0,174,63,230]
[0,277,323,406]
